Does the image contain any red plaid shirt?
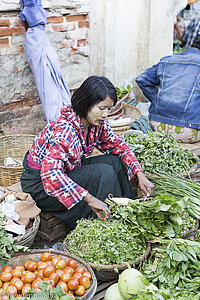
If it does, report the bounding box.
[29,105,143,209]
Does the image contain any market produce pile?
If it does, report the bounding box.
[123,131,198,175]
[67,174,200,299]
[0,251,92,299]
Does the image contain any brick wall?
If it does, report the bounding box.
[0,4,90,136]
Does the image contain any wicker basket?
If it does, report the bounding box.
[13,215,40,248]
[0,249,97,300]
[63,238,151,282]
[0,134,35,187]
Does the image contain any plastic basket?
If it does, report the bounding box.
[0,134,35,187]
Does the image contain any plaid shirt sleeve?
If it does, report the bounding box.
[40,134,88,210]
[96,121,143,181]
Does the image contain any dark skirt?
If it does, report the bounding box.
[21,152,134,231]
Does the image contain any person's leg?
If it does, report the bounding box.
[19,0,71,122]
[20,153,127,231]
[81,154,134,198]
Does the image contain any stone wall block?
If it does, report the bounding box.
[53,22,76,32]
[0,19,10,27]
[65,28,88,40]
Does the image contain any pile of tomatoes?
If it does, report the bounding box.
[0,252,92,299]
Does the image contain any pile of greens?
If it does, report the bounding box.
[142,238,200,293]
[67,218,147,265]
[0,208,28,265]
[152,173,200,220]
[123,131,197,175]
[107,194,197,240]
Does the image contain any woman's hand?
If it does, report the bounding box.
[84,193,110,221]
[136,171,154,197]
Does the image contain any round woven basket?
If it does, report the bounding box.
[0,249,97,300]
[62,238,151,282]
[0,134,35,187]
[13,215,40,248]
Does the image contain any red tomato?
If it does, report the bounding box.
[41,252,52,262]
[6,285,17,295]
[68,279,79,291]
[13,279,24,291]
[2,282,9,291]
[67,259,78,270]
[57,281,68,292]
[9,278,19,286]
[22,285,32,295]
[75,285,85,296]
[43,265,56,278]
[56,259,67,270]
[37,261,48,271]
[56,269,64,278]
[0,272,12,282]
[11,269,21,278]
[75,266,85,274]
[80,276,91,289]
[31,278,42,291]
[63,266,74,276]
[26,261,37,272]
[2,266,12,273]
[60,272,71,283]
[49,272,59,284]
[23,272,37,283]
[24,260,31,270]
[37,269,44,279]
[82,271,92,280]
[72,272,82,282]
[52,256,62,267]
[14,265,25,272]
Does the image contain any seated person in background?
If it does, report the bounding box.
[20,76,154,231]
[136,33,200,144]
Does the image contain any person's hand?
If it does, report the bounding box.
[136,172,154,197]
[84,193,110,221]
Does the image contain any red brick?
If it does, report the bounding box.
[11,26,25,36]
[12,18,24,27]
[77,39,87,47]
[0,28,12,37]
[0,19,10,27]
[13,66,18,73]
[66,15,87,22]
[78,21,89,28]
[0,38,9,45]
[0,98,39,113]
[47,16,63,24]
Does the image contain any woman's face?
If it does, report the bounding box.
[84,96,114,127]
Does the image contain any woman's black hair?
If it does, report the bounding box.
[71,75,117,118]
[191,33,200,50]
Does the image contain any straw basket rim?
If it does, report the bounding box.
[13,214,40,247]
[62,237,151,271]
[0,134,35,187]
[109,103,141,128]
